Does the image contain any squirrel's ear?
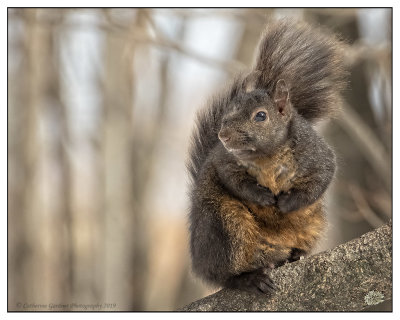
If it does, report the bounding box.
[273,79,290,114]
[243,71,261,93]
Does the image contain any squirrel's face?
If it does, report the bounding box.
[218,80,292,160]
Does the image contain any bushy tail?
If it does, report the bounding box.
[188,19,347,182]
[254,19,347,121]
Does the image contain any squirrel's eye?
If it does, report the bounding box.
[254,111,267,122]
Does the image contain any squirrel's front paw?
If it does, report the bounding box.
[277,190,298,213]
[253,184,276,207]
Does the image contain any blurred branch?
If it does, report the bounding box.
[368,190,392,219]
[334,181,391,224]
[335,102,391,190]
[344,40,391,66]
[306,8,359,17]
[310,9,358,27]
[180,222,392,311]
[13,10,246,75]
[142,10,246,73]
[348,184,385,228]
[154,8,269,21]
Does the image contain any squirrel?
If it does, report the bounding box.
[187,19,347,294]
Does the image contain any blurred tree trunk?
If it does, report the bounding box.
[235,9,273,67]
[8,8,41,309]
[45,10,75,308]
[8,8,73,310]
[101,9,149,311]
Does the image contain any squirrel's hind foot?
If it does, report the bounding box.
[225,267,276,295]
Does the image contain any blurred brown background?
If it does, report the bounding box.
[8,8,392,311]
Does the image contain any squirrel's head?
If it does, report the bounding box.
[218,78,292,160]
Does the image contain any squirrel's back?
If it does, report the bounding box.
[187,19,346,182]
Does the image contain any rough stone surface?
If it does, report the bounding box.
[180,222,392,311]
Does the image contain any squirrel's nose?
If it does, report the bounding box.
[218,131,231,143]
